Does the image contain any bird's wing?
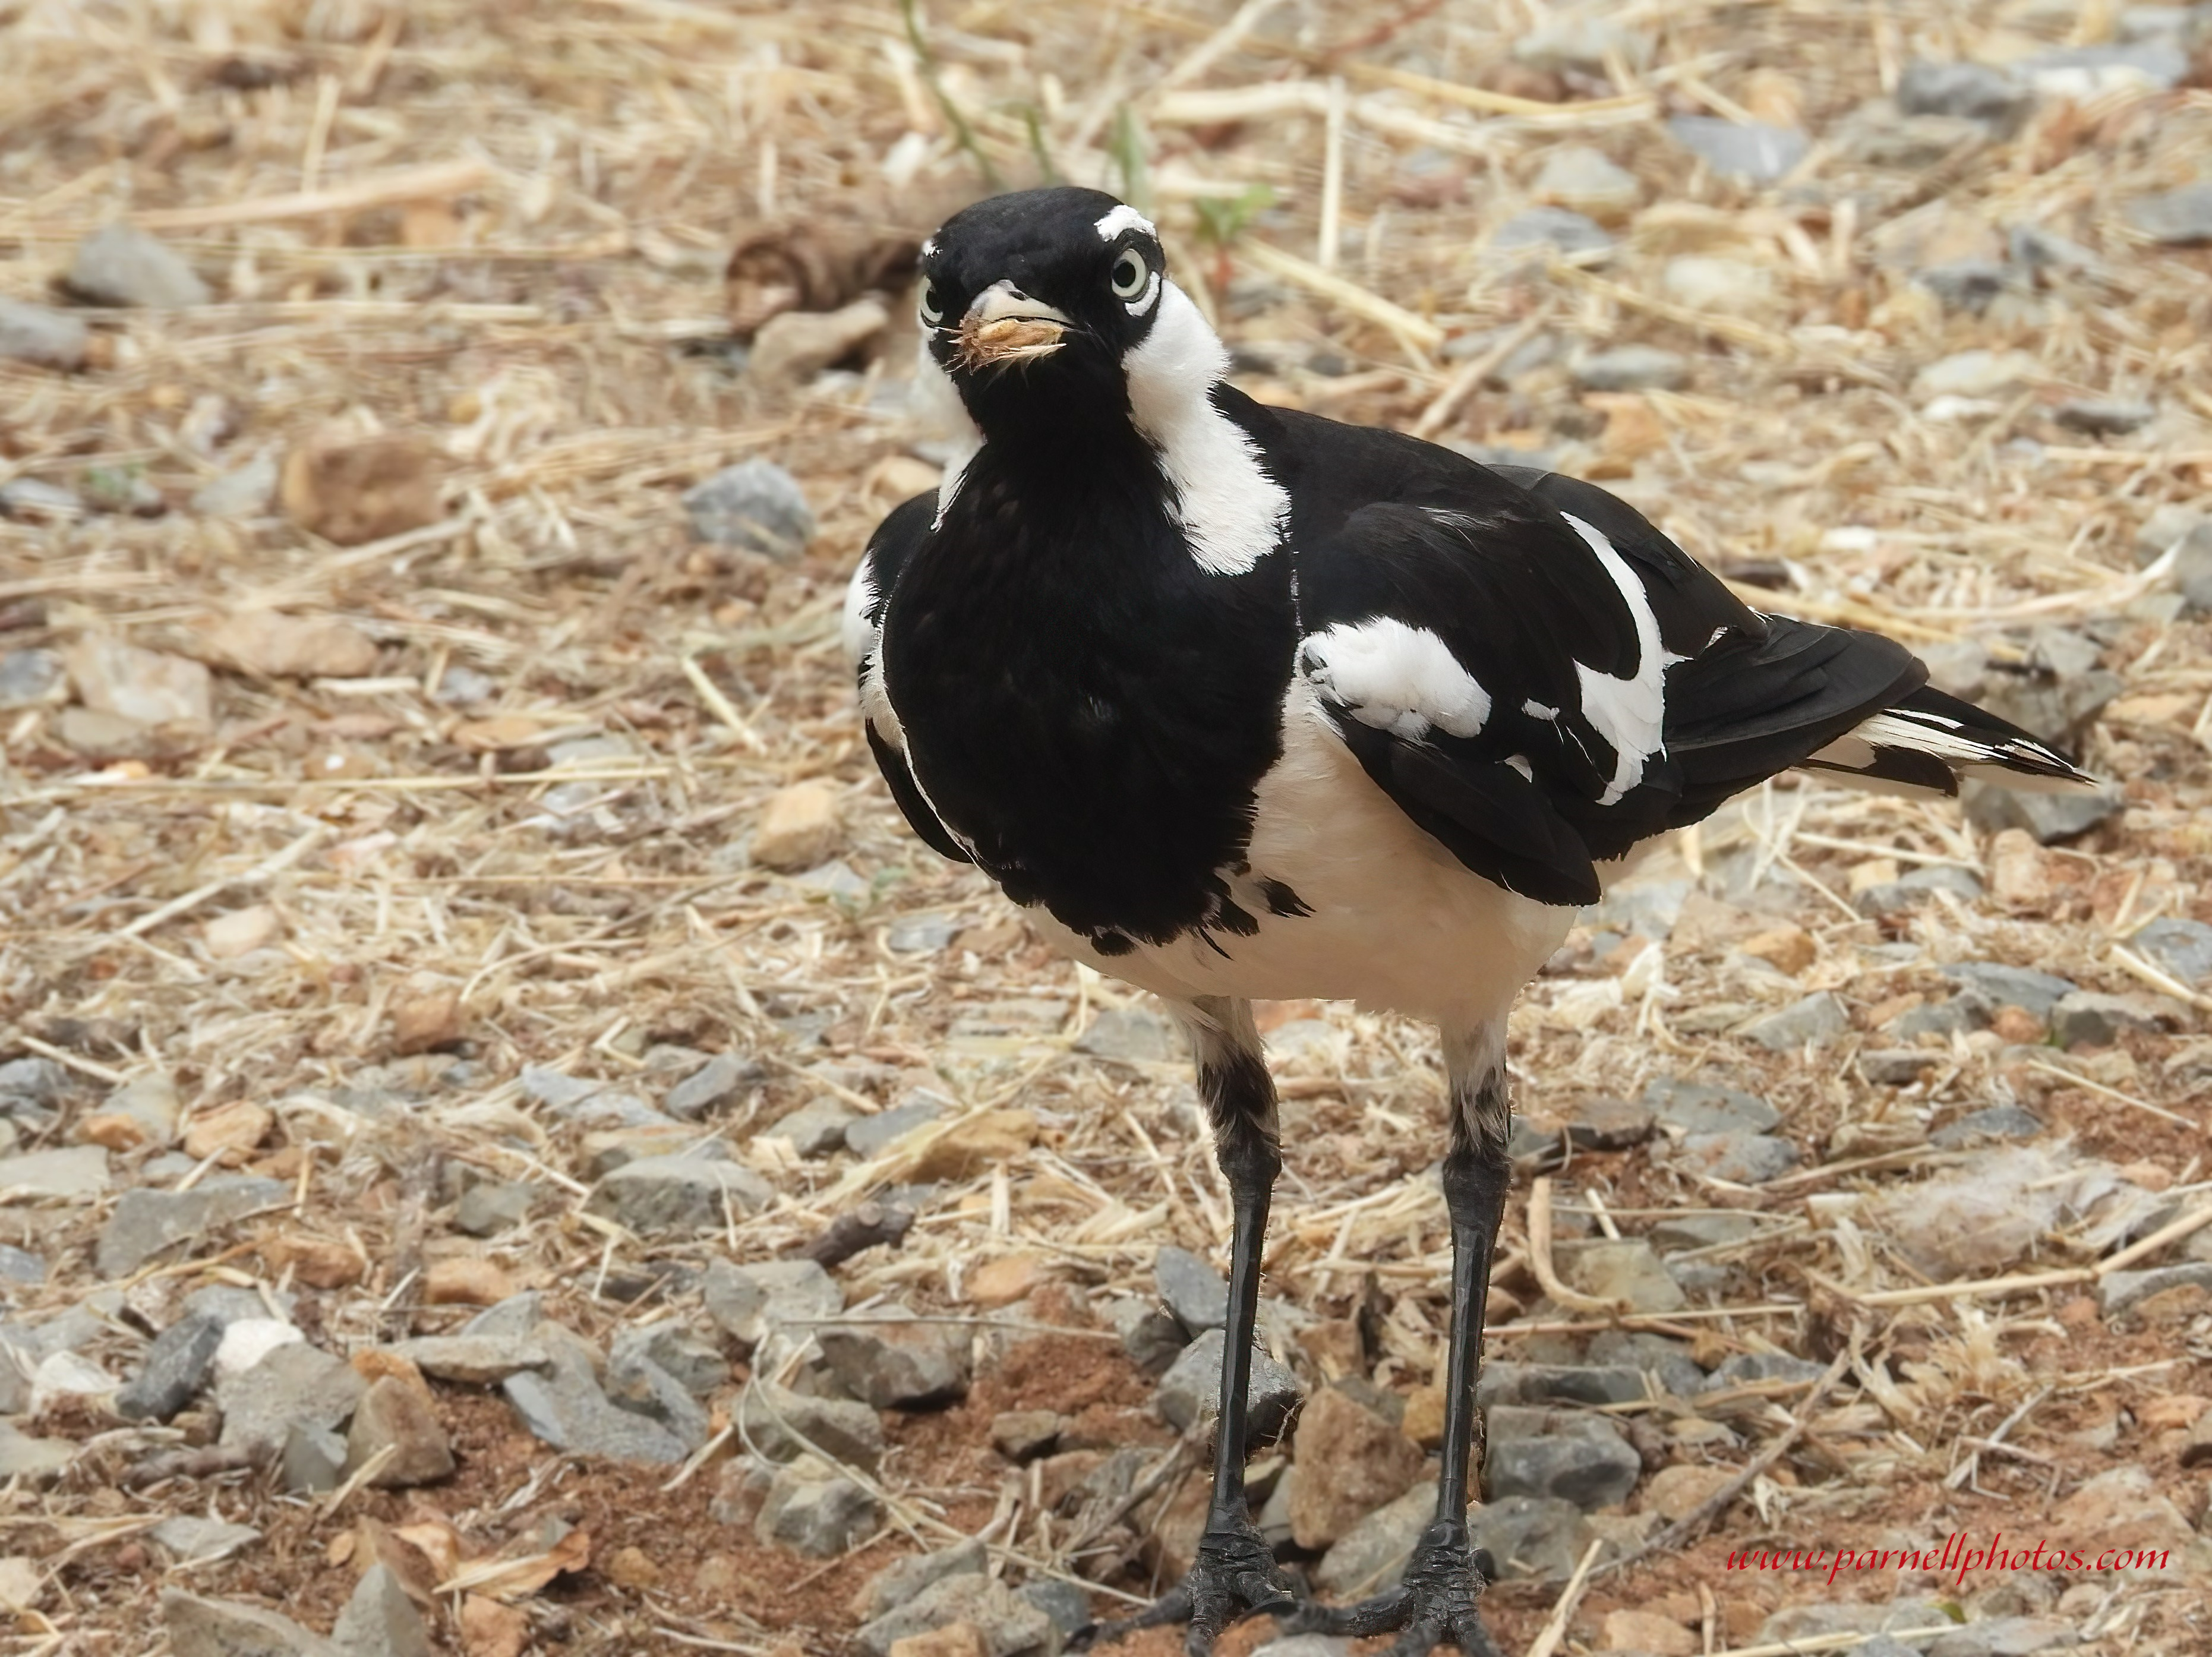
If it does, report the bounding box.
[846,492,973,865]
[1254,401,1924,904]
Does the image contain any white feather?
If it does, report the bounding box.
[1122,281,1289,576]
[1302,617,1491,741]
[913,337,982,526]
[1093,204,1157,242]
[1561,512,1683,806]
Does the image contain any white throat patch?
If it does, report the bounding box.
[1122,281,1289,577]
[912,335,982,526]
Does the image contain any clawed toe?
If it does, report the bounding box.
[1283,1523,1500,1657]
[1080,1521,1299,1657]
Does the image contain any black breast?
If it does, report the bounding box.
[879,442,1296,949]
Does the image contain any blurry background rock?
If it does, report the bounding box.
[1,0,2210,1653]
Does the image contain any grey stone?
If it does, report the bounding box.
[2025,42,2188,93]
[766,1097,859,1156]
[738,1381,885,1470]
[2051,990,2182,1048]
[664,1051,761,1119]
[281,1420,346,1492]
[332,1564,431,1657]
[887,913,962,952]
[1489,207,1614,258]
[1102,1293,1188,1374]
[1556,1096,1654,1150]
[1155,1245,1229,1333]
[590,1154,771,1232]
[0,649,64,709]
[453,1179,532,1236]
[2055,398,2156,436]
[217,1343,367,1455]
[0,1144,109,1200]
[65,226,212,308]
[1897,61,2036,130]
[1856,865,1986,916]
[2012,224,2099,274]
[1586,1330,1707,1396]
[1926,1617,2077,1657]
[1650,1213,1761,1253]
[703,1257,842,1353]
[0,477,84,522]
[96,1070,182,1145]
[1736,993,1848,1050]
[1897,992,1996,1040]
[1643,1077,1776,1135]
[2099,1261,2212,1317]
[433,664,497,706]
[460,1291,545,1339]
[0,1244,43,1283]
[1020,1580,1093,1640]
[1931,1105,2046,1147]
[1554,1240,1686,1314]
[709,1455,775,1526]
[683,458,816,559]
[1572,345,1687,393]
[1914,348,2042,402]
[1513,15,1649,74]
[345,1376,456,1486]
[1315,1478,1437,1596]
[1861,1049,1942,1085]
[1468,1494,1593,1585]
[187,1284,297,1329]
[2136,918,2212,985]
[1482,1407,1640,1510]
[98,1178,289,1277]
[1075,1006,1182,1063]
[191,452,279,517]
[501,1340,688,1464]
[612,1322,727,1397]
[151,1516,261,1561]
[1942,962,2077,1018]
[1251,1640,1349,1657]
[1156,1329,1301,1443]
[1476,1363,1650,1408]
[118,1312,225,1421]
[1706,1352,1826,1390]
[0,295,88,370]
[607,1348,712,1451]
[1673,1132,1800,1184]
[1532,145,1640,219]
[1965,779,2123,844]
[1758,1602,1954,1649]
[1839,107,1990,170]
[1667,115,1809,182]
[854,1570,1056,1657]
[818,1313,971,1409]
[851,1538,990,1621]
[0,1424,74,1480]
[846,1100,945,1156]
[990,1407,1064,1462]
[162,1590,342,1657]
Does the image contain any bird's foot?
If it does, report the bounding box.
[1282,1523,1501,1657]
[1076,1518,1298,1657]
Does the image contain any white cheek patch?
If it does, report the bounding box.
[1122,281,1289,576]
[1560,512,1683,806]
[1302,617,1492,741]
[1094,204,1157,242]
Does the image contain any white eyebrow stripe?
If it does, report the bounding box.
[1094,204,1157,242]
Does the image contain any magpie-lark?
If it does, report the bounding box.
[845,187,2093,1657]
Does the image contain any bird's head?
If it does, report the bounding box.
[913,186,1220,447]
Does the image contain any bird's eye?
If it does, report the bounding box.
[1109,249,1148,299]
[918,279,945,325]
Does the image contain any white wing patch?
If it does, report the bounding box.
[1123,281,1289,576]
[1302,617,1492,741]
[1093,204,1157,242]
[1560,512,1684,806]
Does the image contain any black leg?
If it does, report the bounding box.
[1289,1025,1510,1657]
[1086,997,1296,1656]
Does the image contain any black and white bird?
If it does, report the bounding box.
[845,187,2091,1657]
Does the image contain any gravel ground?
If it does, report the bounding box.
[2,2,2211,1655]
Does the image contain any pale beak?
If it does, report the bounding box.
[954,280,1072,371]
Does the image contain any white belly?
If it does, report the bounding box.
[1028,680,1574,1028]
